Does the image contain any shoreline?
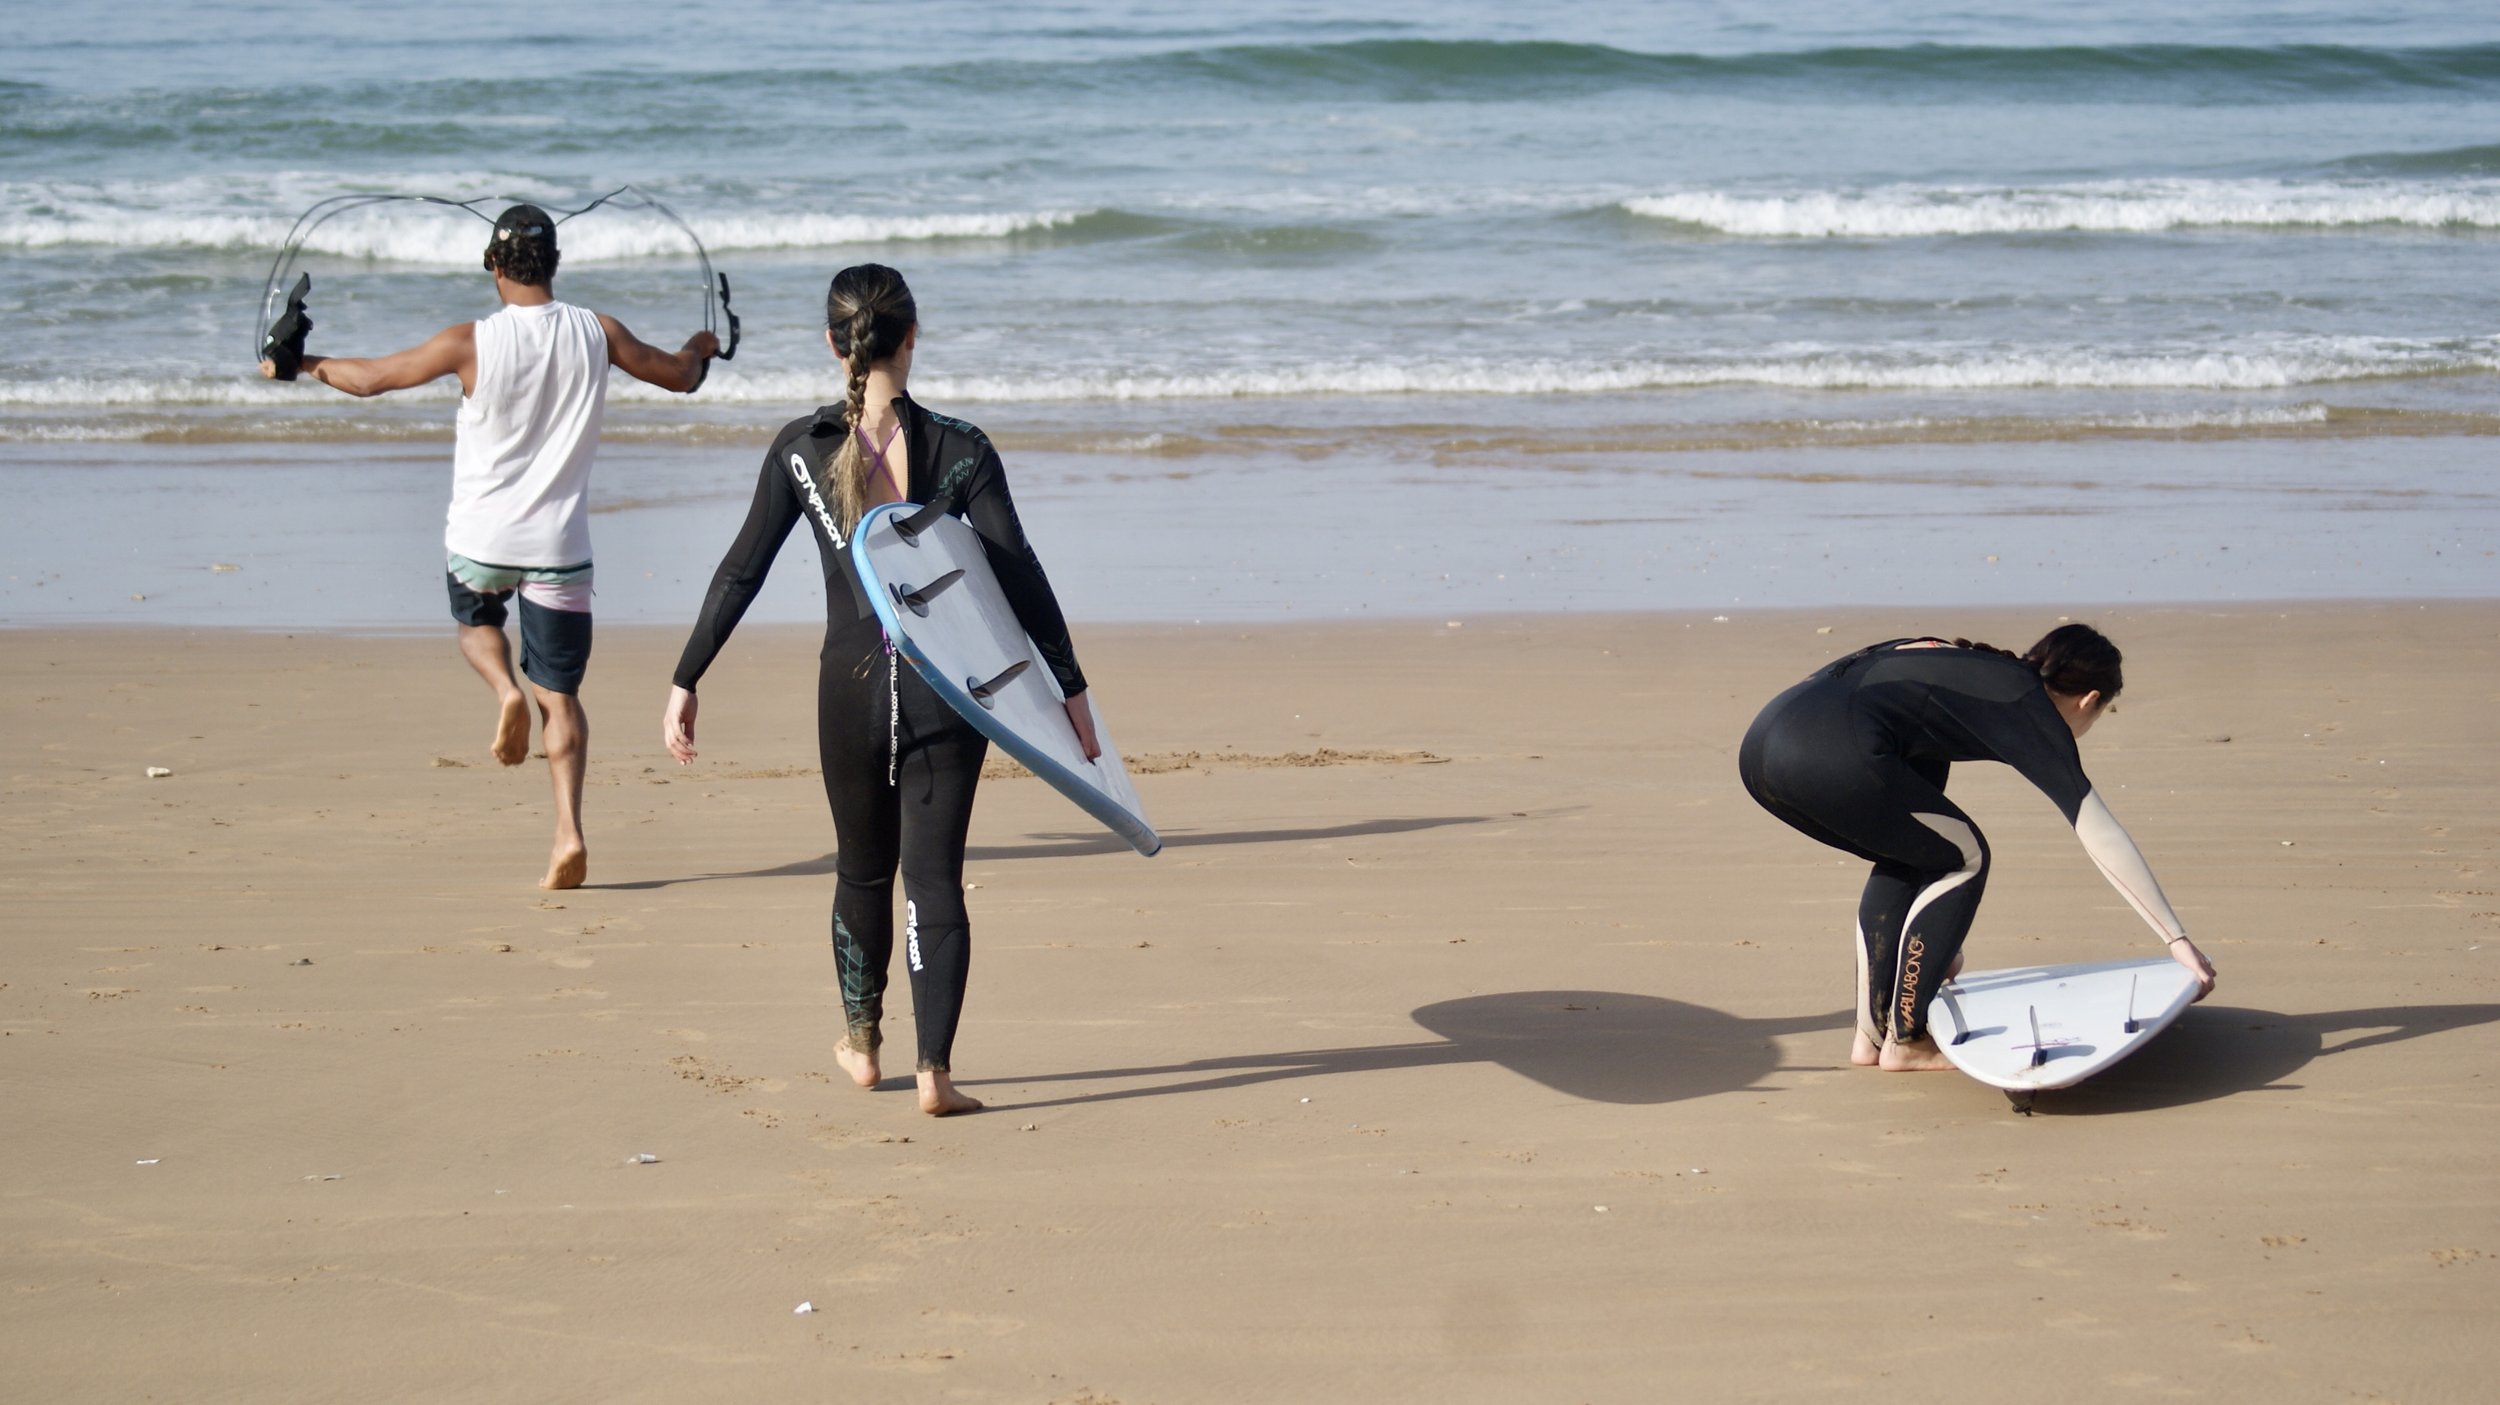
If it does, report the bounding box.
[7,430,2497,630]
[7,591,2495,635]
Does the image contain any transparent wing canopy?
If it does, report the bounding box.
[251,186,734,364]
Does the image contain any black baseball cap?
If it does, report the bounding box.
[491,203,557,250]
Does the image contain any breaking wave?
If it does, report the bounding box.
[1622,179,2500,238]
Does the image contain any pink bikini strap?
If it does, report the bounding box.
[855,421,904,499]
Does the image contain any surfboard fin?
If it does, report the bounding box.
[1937,988,1974,1044]
[2122,972,2142,1034]
[966,660,1030,709]
[2027,1005,2048,1068]
[891,499,953,544]
[261,274,313,381]
[891,569,965,617]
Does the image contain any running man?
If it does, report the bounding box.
[262,204,719,888]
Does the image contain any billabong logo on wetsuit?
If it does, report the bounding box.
[905,900,922,973]
[1897,935,1925,1034]
[788,450,845,548]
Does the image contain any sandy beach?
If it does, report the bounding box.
[5,602,2495,1400]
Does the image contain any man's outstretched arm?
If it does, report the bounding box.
[269,323,477,398]
[599,314,719,394]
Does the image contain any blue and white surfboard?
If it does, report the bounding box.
[852,501,1159,857]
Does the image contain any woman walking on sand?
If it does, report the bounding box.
[1738,624,2216,1071]
[661,264,1098,1116]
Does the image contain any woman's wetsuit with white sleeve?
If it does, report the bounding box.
[1737,640,2187,1046]
[671,395,1086,1072]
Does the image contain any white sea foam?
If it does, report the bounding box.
[0,376,448,409]
[902,342,2500,400]
[0,176,1090,261]
[1623,179,2500,238]
[1815,404,2334,433]
[8,342,2490,416]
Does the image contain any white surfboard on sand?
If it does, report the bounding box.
[1929,956,2198,1103]
[852,500,1160,857]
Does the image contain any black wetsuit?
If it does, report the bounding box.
[673,396,1086,1072]
[1738,640,2177,1045]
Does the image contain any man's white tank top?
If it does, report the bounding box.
[444,300,609,567]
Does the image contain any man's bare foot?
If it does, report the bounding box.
[540,844,586,891]
[917,1070,982,1116]
[491,694,530,766]
[1878,1035,1956,1071]
[835,1035,880,1088]
[1850,1029,1881,1066]
[1946,951,1966,981]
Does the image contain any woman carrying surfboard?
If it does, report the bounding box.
[661,264,1098,1116]
[1738,625,2216,1072]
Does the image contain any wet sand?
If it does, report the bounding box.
[4,604,2497,1400]
[7,425,2499,629]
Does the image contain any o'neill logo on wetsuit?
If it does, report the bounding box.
[789,451,845,548]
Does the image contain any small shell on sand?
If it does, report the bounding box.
[209,563,240,573]
[145,766,172,779]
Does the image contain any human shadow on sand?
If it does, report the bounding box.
[967,991,1850,1109]
[2026,1001,2500,1115]
[581,814,1498,889]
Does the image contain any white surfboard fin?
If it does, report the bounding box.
[966,660,1030,709]
[891,499,953,544]
[1937,988,1974,1045]
[891,569,965,617]
[2026,1005,2047,1068]
[2123,972,2142,1034]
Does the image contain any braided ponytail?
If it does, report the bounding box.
[823,264,918,535]
[1949,637,2021,661]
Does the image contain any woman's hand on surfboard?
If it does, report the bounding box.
[1063,691,1102,761]
[2169,937,2216,1000]
[663,685,699,765]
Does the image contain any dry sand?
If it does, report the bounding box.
[4,604,2496,1401]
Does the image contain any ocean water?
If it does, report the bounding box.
[3,1,2497,622]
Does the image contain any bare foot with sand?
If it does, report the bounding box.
[1849,953,1968,1064]
[1878,1035,1956,1071]
[917,1070,982,1116]
[540,844,586,891]
[491,694,530,766]
[835,1035,880,1088]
